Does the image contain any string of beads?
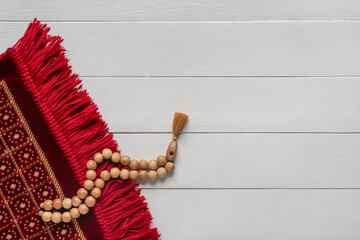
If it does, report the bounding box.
[38,112,188,224]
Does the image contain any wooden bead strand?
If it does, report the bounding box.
[91,188,102,199]
[110,167,120,178]
[72,196,82,207]
[39,112,188,224]
[95,178,105,189]
[62,212,72,223]
[120,169,130,180]
[53,198,62,210]
[63,198,72,209]
[39,150,177,223]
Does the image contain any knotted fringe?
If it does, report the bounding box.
[99,181,159,239]
[8,19,159,239]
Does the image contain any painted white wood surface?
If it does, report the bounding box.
[0,0,360,21]
[114,133,360,188]
[143,189,360,240]
[82,77,360,133]
[1,1,360,239]
[1,22,360,76]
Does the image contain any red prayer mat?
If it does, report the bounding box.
[0,20,159,239]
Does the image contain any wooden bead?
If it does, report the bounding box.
[120,155,130,166]
[129,170,139,180]
[166,140,177,161]
[138,170,148,180]
[38,210,44,217]
[157,167,167,178]
[84,180,95,190]
[157,155,166,167]
[100,170,110,181]
[42,211,52,222]
[53,198,62,210]
[40,203,44,209]
[86,170,97,180]
[110,167,120,178]
[93,152,103,163]
[79,204,89,215]
[72,196,82,207]
[148,170,157,181]
[102,148,112,159]
[165,162,175,172]
[111,152,121,163]
[148,160,158,170]
[63,198,72,210]
[129,159,139,170]
[43,200,53,211]
[86,160,97,170]
[95,178,105,189]
[70,208,80,219]
[85,196,96,207]
[139,159,148,170]
[120,169,130,180]
[62,212,72,223]
[91,187,102,199]
[77,188,88,199]
[51,212,62,224]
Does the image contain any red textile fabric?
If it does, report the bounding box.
[0,20,160,239]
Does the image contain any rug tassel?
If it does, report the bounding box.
[166,112,188,161]
[8,19,159,239]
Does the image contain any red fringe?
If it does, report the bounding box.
[7,19,160,240]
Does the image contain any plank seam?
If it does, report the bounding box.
[139,188,360,190]
[1,20,360,23]
[81,75,360,78]
[112,132,360,134]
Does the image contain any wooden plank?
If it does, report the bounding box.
[143,189,360,240]
[114,133,360,188]
[81,77,360,133]
[1,22,360,77]
[1,0,360,21]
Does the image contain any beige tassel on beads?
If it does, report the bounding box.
[166,112,189,161]
[39,112,190,223]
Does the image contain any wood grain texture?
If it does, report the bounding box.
[83,77,360,133]
[1,22,360,77]
[1,2,359,238]
[115,133,360,188]
[0,0,360,21]
[143,189,360,240]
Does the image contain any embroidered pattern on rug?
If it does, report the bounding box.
[0,79,85,240]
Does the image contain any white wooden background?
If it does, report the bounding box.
[1,1,360,239]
